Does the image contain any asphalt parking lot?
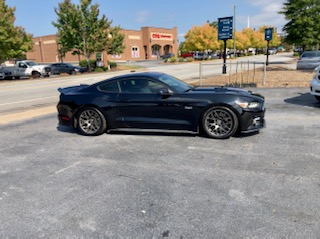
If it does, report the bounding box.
[0,87,319,237]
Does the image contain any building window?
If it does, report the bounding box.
[151,44,161,58]
[131,47,139,58]
[112,54,121,59]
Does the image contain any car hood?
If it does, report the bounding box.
[192,86,264,99]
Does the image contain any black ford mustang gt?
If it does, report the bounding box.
[57,72,265,139]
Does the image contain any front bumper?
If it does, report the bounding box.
[240,109,266,133]
[310,78,320,96]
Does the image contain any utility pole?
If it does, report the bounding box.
[233,4,237,58]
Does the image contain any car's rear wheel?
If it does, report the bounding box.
[77,107,107,136]
[202,106,238,139]
[315,95,320,102]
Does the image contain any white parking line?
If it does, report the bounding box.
[0,96,57,106]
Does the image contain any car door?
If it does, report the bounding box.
[51,64,58,74]
[17,62,28,76]
[59,63,68,74]
[116,77,191,130]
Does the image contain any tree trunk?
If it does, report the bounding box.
[86,56,91,72]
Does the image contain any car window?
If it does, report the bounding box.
[157,74,192,92]
[98,81,119,92]
[119,78,164,93]
[302,52,317,58]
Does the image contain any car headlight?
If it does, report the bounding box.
[236,101,261,109]
[313,67,319,79]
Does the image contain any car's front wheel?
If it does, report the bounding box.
[202,106,238,139]
[77,107,107,136]
[32,71,41,79]
[315,95,320,102]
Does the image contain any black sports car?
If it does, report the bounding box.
[57,72,265,139]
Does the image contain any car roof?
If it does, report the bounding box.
[89,72,166,88]
[109,71,165,80]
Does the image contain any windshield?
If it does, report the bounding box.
[25,61,38,66]
[157,73,193,93]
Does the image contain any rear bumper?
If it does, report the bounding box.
[57,103,74,126]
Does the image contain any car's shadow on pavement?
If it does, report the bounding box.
[284,92,320,108]
[56,125,261,139]
[108,130,198,138]
[233,131,260,138]
[56,125,78,134]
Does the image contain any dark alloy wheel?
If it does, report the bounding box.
[202,106,238,139]
[77,107,107,136]
[315,95,320,102]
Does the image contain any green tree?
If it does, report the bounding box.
[206,20,218,29]
[0,0,33,62]
[53,0,124,70]
[107,26,125,55]
[280,0,320,50]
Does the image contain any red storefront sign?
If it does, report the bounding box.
[151,32,173,40]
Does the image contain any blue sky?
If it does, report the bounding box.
[7,0,286,41]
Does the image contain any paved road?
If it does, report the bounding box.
[0,87,319,237]
[0,52,296,121]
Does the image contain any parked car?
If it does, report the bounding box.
[1,60,51,79]
[193,52,210,60]
[160,53,175,60]
[310,66,320,101]
[180,52,194,58]
[0,68,13,80]
[50,63,86,75]
[297,50,320,70]
[266,47,277,55]
[57,72,265,139]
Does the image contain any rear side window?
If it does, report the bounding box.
[98,82,119,92]
[302,52,317,58]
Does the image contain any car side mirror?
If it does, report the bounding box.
[158,88,172,97]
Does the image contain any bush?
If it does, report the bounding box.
[293,52,300,57]
[186,57,194,62]
[94,67,105,72]
[178,58,184,62]
[108,61,117,69]
[169,56,176,63]
[164,58,168,63]
[79,60,96,71]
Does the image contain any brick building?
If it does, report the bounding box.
[27,26,178,64]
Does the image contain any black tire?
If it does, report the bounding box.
[315,95,320,102]
[32,71,41,79]
[77,107,107,136]
[202,106,238,139]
